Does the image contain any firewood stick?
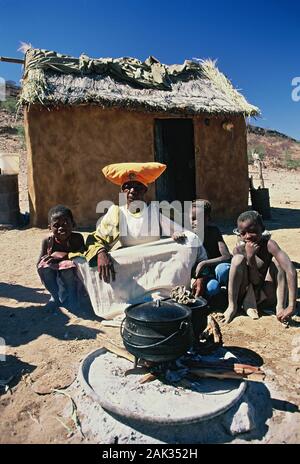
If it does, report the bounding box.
[190,368,265,382]
[203,315,223,344]
[101,339,135,363]
[139,373,157,384]
[190,368,244,380]
[234,363,262,372]
[185,359,263,374]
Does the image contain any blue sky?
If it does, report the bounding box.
[0,0,299,139]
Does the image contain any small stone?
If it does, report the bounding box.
[223,401,255,436]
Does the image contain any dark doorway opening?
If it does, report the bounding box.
[154,119,196,203]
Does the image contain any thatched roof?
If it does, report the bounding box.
[20,48,260,116]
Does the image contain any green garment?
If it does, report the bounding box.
[69,205,120,265]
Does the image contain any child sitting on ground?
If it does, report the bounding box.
[37,205,85,310]
[192,200,231,300]
[223,210,297,324]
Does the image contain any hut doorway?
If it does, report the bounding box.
[154,119,196,203]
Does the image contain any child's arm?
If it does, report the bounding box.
[195,240,231,277]
[49,234,85,261]
[233,239,262,285]
[37,238,48,266]
[245,241,263,286]
[267,240,297,321]
[71,233,86,253]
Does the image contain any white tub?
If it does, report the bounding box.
[0,153,20,175]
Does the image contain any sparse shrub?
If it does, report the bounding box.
[247,149,254,164]
[250,144,266,159]
[283,150,300,169]
[0,97,17,113]
[15,125,25,148]
[286,159,300,170]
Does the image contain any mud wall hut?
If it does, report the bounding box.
[20,48,259,227]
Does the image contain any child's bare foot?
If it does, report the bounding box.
[242,284,259,319]
[222,306,237,324]
[245,307,259,319]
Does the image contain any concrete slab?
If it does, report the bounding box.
[79,348,247,425]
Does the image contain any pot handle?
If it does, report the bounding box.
[121,320,189,349]
[120,316,126,339]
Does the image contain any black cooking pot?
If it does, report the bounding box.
[164,297,208,346]
[121,299,193,362]
[185,296,208,342]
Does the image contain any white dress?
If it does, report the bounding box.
[76,204,207,318]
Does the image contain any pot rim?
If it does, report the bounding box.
[125,301,192,323]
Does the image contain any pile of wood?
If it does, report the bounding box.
[99,337,265,385]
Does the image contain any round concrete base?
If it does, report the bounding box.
[79,348,247,425]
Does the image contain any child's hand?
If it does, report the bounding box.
[172,232,186,243]
[276,306,294,323]
[245,241,259,259]
[50,251,68,261]
[192,277,205,297]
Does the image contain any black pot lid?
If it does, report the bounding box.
[125,300,191,322]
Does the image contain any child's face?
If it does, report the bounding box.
[49,214,73,240]
[237,219,263,243]
[191,205,209,229]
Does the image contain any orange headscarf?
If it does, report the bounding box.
[102,162,166,187]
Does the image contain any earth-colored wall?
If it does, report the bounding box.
[25,106,248,227]
[194,114,248,219]
[25,106,155,227]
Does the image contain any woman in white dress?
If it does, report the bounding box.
[73,162,206,318]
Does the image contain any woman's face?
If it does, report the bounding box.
[122,181,147,204]
[237,219,263,243]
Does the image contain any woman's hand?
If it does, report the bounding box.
[192,277,205,297]
[97,250,115,283]
[172,232,186,243]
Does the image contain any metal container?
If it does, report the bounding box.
[250,187,271,219]
[0,174,20,226]
[185,296,208,343]
[121,299,193,363]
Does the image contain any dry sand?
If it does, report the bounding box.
[0,166,299,443]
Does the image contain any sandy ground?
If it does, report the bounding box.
[0,166,299,443]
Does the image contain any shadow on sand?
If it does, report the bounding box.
[0,355,36,394]
[217,206,300,236]
[0,301,102,349]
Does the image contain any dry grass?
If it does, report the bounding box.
[20,49,259,116]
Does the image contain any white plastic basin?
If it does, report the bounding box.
[0,153,20,175]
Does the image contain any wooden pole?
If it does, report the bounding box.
[258,159,265,188]
[0,57,24,64]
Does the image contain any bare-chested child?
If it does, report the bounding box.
[223,210,297,324]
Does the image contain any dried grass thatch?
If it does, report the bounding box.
[20,49,260,116]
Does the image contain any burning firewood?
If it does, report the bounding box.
[201,315,223,345]
[101,338,135,363]
[139,373,158,384]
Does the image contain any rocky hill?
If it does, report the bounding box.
[0,101,28,211]
[247,124,300,169]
